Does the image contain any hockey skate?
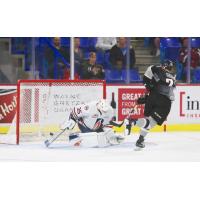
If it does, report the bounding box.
[135,135,145,150]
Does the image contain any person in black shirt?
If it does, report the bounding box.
[81,52,105,79]
[109,37,136,70]
[44,37,69,79]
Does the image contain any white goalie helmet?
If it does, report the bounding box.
[97,99,109,113]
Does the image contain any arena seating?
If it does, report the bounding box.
[105,69,141,83]
[122,69,141,82]
[191,38,200,48]
[160,37,181,61]
[105,69,125,83]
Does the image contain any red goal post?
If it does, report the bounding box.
[16,79,106,144]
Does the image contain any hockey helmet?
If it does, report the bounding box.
[97,99,109,113]
[161,59,176,74]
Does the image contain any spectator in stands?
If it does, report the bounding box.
[96,37,117,52]
[179,38,200,80]
[180,37,188,46]
[81,52,105,79]
[109,37,136,70]
[74,37,84,74]
[44,37,69,79]
[150,37,160,56]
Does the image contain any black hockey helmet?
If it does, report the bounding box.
[161,59,176,74]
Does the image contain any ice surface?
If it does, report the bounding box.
[0,132,200,161]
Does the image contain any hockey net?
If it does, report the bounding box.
[2,80,106,144]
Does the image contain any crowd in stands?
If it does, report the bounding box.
[40,37,137,82]
[44,37,70,79]
[7,37,200,83]
[109,37,136,70]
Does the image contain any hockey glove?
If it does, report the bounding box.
[137,95,148,104]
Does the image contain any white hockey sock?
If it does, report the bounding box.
[137,117,157,137]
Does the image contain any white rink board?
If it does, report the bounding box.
[107,84,200,126]
[167,85,200,124]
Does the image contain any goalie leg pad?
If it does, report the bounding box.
[103,128,125,145]
[78,129,124,148]
[79,132,109,148]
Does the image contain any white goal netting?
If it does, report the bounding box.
[1,80,106,144]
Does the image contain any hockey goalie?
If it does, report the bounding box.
[45,99,124,148]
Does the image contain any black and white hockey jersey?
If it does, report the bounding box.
[143,65,176,101]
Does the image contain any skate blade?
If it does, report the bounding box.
[134,146,144,151]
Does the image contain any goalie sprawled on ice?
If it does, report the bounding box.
[45,99,124,148]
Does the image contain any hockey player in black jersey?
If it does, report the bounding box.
[125,59,176,149]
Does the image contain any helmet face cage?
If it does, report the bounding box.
[161,59,176,75]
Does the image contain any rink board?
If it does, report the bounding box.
[166,124,200,132]
[0,84,200,139]
[0,123,199,137]
[107,84,200,132]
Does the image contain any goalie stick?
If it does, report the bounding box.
[44,129,67,147]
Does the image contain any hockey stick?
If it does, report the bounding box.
[44,129,67,147]
[109,103,138,128]
[109,120,124,128]
[126,103,138,119]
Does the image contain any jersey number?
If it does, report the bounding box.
[166,78,174,86]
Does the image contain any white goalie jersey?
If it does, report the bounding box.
[68,100,114,132]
